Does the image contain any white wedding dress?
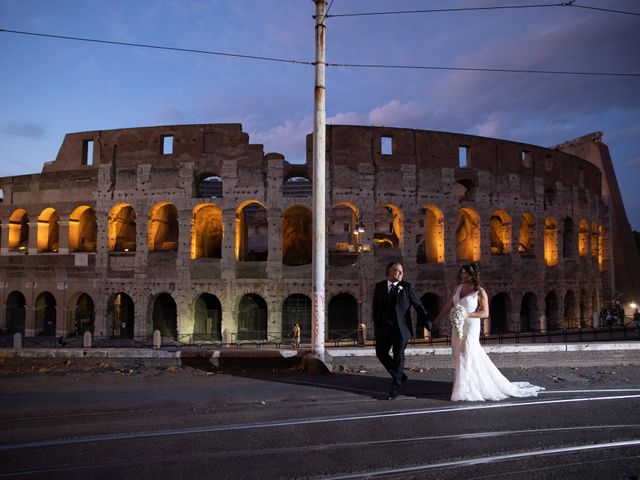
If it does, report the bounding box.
[450,285,545,401]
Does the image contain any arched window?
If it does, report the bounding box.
[8,209,29,251]
[282,206,312,266]
[518,212,535,256]
[194,293,222,340]
[191,204,223,260]
[544,217,558,266]
[417,205,444,264]
[71,293,95,335]
[520,292,538,332]
[6,291,26,334]
[108,204,137,252]
[490,209,512,255]
[196,175,223,198]
[152,293,178,339]
[69,206,97,252]
[35,292,57,336]
[563,290,577,328]
[456,208,480,262]
[282,294,311,340]
[328,293,359,340]
[236,202,268,261]
[37,208,59,253]
[237,294,267,340]
[282,176,312,197]
[545,291,559,330]
[108,293,135,337]
[148,203,179,252]
[373,204,402,252]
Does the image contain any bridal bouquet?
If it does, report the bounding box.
[449,304,467,340]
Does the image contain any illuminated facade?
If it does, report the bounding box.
[0,124,636,343]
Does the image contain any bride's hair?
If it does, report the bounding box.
[459,263,480,289]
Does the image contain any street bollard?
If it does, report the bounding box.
[153,329,161,350]
[83,331,92,348]
[13,332,22,349]
[357,323,366,347]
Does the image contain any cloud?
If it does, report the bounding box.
[626,157,640,169]
[249,115,313,162]
[368,100,430,126]
[0,121,47,139]
[153,106,187,124]
[327,111,365,125]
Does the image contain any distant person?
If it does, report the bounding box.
[435,263,544,401]
[290,323,301,348]
[372,262,431,400]
[633,309,640,328]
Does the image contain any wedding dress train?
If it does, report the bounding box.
[450,285,545,401]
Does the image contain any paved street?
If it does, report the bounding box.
[1,361,639,479]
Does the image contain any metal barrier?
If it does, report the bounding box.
[1,324,638,350]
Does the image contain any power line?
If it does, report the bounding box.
[326,1,640,18]
[2,27,638,78]
[0,28,313,66]
[327,61,640,77]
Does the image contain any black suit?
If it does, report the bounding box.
[372,280,431,390]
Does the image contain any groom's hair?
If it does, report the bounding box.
[386,262,403,275]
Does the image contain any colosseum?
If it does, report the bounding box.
[1,123,638,345]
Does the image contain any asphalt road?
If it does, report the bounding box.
[1,362,639,479]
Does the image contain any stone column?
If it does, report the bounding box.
[221,207,237,280]
[266,208,282,279]
[27,221,38,255]
[57,217,70,254]
[0,223,9,255]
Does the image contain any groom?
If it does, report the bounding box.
[372,262,431,399]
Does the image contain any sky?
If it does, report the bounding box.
[1,0,639,229]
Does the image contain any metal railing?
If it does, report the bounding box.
[1,324,638,350]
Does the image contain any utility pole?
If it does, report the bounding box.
[311,0,326,360]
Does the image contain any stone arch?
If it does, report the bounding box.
[579,288,590,327]
[328,202,359,254]
[69,206,97,252]
[419,293,441,337]
[8,209,29,251]
[453,179,474,203]
[456,207,480,262]
[191,203,223,259]
[282,205,312,266]
[108,204,136,252]
[562,217,574,259]
[518,212,535,256]
[151,293,178,339]
[563,290,577,328]
[6,291,26,334]
[417,205,444,264]
[490,209,512,255]
[545,291,560,330]
[237,293,267,340]
[373,204,402,251]
[282,294,311,340]
[35,291,57,336]
[148,202,179,252]
[328,293,359,340]
[544,216,558,266]
[235,201,268,261]
[107,293,135,337]
[37,207,59,253]
[68,292,95,336]
[578,219,589,257]
[195,174,222,198]
[520,292,538,332]
[193,293,222,339]
[489,292,509,334]
[282,176,312,197]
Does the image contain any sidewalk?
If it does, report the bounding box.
[1,341,639,372]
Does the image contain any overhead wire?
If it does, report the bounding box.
[2,0,639,81]
[325,1,640,18]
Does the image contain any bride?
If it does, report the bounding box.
[437,263,545,401]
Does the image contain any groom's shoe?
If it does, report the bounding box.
[386,388,399,400]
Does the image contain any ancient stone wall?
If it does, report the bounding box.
[0,124,619,342]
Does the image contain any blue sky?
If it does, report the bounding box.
[1,0,639,229]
